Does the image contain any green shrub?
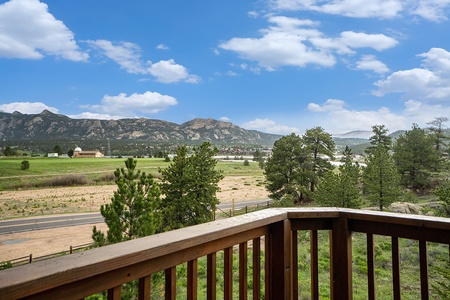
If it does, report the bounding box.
[41,174,89,187]
[20,160,30,170]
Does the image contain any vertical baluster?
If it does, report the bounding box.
[188,259,198,300]
[138,275,151,300]
[311,230,319,300]
[367,234,375,300]
[107,286,121,300]
[392,237,401,300]
[224,247,233,300]
[252,237,261,300]
[419,241,429,300]
[207,253,216,300]
[239,242,248,300]
[264,233,271,299]
[292,231,298,300]
[165,266,176,300]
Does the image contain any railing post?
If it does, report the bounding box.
[268,219,292,299]
[138,275,151,300]
[330,217,352,300]
[252,237,261,300]
[207,254,216,300]
[239,242,248,300]
[165,266,176,300]
[188,259,198,300]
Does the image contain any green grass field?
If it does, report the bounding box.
[0,157,264,191]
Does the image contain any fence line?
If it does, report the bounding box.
[0,201,272,269]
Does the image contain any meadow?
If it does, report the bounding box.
[0,157,268,219]
[0,157,264,190]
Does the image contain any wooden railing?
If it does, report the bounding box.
[1,208,450,299]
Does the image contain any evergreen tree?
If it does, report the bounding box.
[53,145,62,155]
[302,126,335,192]
[432,183,450,217]
[393,124,440,191]
[2,146,14,156]
[427,117,449,153]
[253,149,263,162]
[92,158,161,246]
[365,124,392,154]
[265,133,311,203]
[314,146,361,208]
[67,149,74,158]
[364,143,402,211]
[159,142,223,231]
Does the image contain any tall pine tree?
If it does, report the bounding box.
[393,124,440,191]
[314,146,361,208]
[364,143,402,211]
[92,158,161,246]
[264,133,311,203]
[159,142,223,230]
[303,127,335,193]
[365,124,392,154]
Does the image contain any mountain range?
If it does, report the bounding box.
[0,110,281,146]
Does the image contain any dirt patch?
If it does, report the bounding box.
[0,176,267,219]
[0,176,268,262]
[0,223,108,262]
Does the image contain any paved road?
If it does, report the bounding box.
[0,199,272,234]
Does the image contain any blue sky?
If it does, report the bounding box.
[1,0,450,135]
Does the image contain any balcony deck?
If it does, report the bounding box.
[1,208,449,299]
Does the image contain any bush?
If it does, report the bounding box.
[41,174,89,187]
[98,173,115,182]
[20,160,30,170]
[243,159,250,166]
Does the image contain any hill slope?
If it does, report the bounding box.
[0,110,280,145]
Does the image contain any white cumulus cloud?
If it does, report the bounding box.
[306,99,407,133]
[156,44,169,50]
[339,31,398,51]
[219,15,397,70]
[270,0,450,21]
[410,0,450,22]
[270,0,403,18]
[307,99,346,112]
[81,91,178,118]
[87,39,199,83]
[0,102,59,114]
[0,0,88,61]
[148,59,200,83]
[242,118,299,134]
[355,55,390,74]
[374,48,450,100]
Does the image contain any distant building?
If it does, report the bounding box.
[73,147,104,158]
[47,153,58,158]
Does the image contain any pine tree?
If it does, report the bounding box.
[264,133,311,203]
[365,124,392,154]
[303,126,335,192]
[92,158,161,246]
[364,143,402,210]
[427,117,449,153]
[159,142,223,230]
[314,146,361,208]
[393,124,440,191]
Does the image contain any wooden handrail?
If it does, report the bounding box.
[1,208,450,300]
